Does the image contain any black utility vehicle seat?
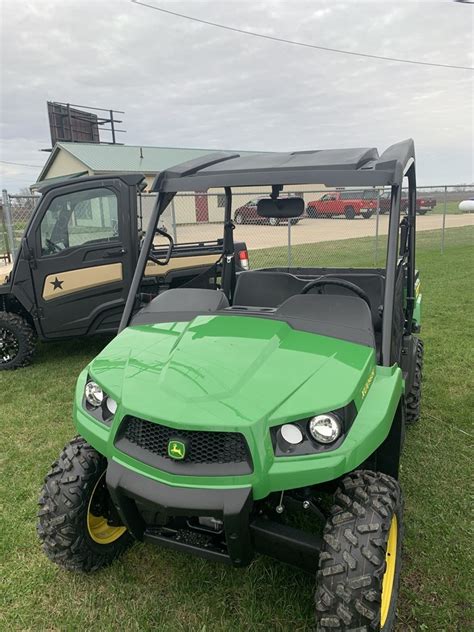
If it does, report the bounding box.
[277,294,375,347]
[132,288,229,325]
[233,271,308,308]
[320,274,385,332]
[234,270,385,332]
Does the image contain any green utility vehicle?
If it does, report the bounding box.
[38,140,423,631]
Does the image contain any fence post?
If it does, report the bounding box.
[374,190,380,266]
[2,189,16,259]
[287,220,292,269]
[170,198,177,243]
[441,185,447,254]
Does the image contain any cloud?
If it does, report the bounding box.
[0,0,472,190]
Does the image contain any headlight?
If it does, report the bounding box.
[105,397,118,415]
[83,378,118,424]
[280,423,303,445]
[271,403,355,457]
[308,413,342,444]
[85,381,104,407]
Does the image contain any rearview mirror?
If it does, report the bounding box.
[257,197,304,218]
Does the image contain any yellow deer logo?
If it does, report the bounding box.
[168,440,186,460]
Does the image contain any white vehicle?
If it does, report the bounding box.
[458,198,474,212]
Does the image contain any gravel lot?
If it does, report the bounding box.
[175,212,473,249]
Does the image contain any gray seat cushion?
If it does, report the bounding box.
[132,288,229,325]
[234,270,385,332]
[277,294,375,347]
[233,271,308,307]
[320,273,385,331]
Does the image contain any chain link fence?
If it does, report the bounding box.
[1,185,473,269]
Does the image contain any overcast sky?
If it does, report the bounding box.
[0,0,473,191]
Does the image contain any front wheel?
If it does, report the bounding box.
[344,206,356,220]
[37,436,132,572]
[315,470,403,631]
[417,208,427,215]
[0,311,36,370]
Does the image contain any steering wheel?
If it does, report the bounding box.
[301,276,371,309]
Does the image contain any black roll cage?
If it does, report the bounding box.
[119,140,417,367]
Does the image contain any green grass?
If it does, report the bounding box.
[1,227,473,631]
[431,201,470,215]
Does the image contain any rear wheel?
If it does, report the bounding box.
[417,208,427,215]
[405,338,424,424]
[269,217,280,226]
[362,210,373,219]
[307,207,318,218]
[0,311,36,370]
[345,206,356,220]
[37,436,132,572]
[315,470,403,632]
[234,213,244,224]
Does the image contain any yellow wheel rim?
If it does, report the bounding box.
[87,472,127,545]
[380,514,398,628]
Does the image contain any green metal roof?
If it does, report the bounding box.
[37,142,263,182]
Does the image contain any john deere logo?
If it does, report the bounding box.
[168,440,186,460]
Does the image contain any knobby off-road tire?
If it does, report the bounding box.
[315,470,403,632]
[38,436,133,572]
[0,311,36,370]
[405,338,424,424]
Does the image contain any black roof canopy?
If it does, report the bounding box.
[152,139,415,192]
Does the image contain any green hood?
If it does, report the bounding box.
[89,315,375,430]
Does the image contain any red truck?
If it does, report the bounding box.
[379,191,437,215]
[306,190,377,219]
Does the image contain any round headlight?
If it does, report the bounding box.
[308,414,342,444]
[105,397,117,415]
[85,381,104,407]
[280,423,303,445]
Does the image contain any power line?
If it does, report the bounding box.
[131,0,473,71]
[0,160,43,168]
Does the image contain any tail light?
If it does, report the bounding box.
[238,249,250,270]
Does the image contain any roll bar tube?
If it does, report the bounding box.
[405,163,417,334]
[381,161,416,365]
[118,191,175,332]
[221,187,235,300]
[381,184,401,366]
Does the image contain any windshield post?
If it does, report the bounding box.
[381,183,401,366]
[221,187,235,300]
[118,191,175,332]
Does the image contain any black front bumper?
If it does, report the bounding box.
[106,460,322,571]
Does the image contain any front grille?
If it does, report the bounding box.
[115,416,253,476]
